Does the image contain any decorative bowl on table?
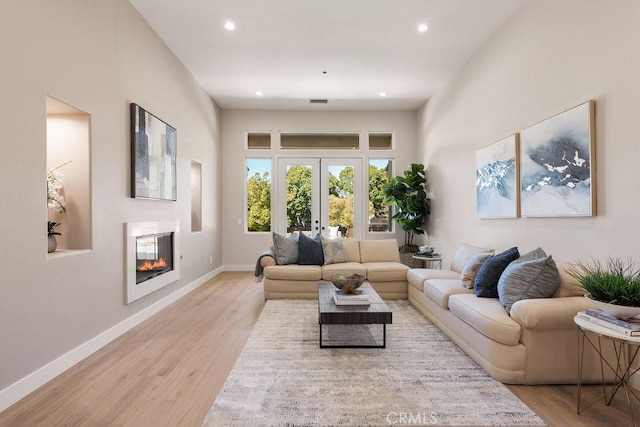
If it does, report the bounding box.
[585,293,640,319]
[330,273,366,294]
[418,245,434,254]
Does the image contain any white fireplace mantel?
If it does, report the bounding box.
[125,221,180,304]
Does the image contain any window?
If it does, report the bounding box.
[369,132,393,150]
[368,159,393,232]
[246,158,272,232]
[247,132,271,149]
[280,133,359,150]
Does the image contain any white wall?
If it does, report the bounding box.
[418,0,640,264]
[0,0,221,397]
[221,110,418,268]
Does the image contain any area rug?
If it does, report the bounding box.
[202,300,545,426]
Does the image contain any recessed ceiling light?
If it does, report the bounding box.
[379,92,387,97]
[418,23,428,32]
[256,91,263,96]
[224,21,236,31]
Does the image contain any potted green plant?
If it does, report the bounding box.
[48,221,62,253]
[382,163,431,258]
[567,257,640,319]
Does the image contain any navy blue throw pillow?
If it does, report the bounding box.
[474,247,519,298]
[297,233,324,265]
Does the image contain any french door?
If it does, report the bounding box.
[276,158,363,238]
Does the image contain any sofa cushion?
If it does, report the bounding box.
[363,262,408,281]
[342,239,361,263]
[474,247,519,298]
[321,262,367,281]
[424,279,474,309]
[461,252,493,289]
[450,244,494,273]
[320,235,348,265]
[498,248,561,313]
[553,262,587,298]
[298,233,324,265]
[360,239,400,263]
[272,232,299,265]
[408,269,460,292]
[448,294,522,346]
[263,264,322,281]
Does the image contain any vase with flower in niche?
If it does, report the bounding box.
[48,235,57,253]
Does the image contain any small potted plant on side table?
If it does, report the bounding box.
[567,257,640,319]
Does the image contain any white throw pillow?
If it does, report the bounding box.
[460,252,493,289]
[320,235,347,265]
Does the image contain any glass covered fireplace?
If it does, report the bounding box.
[136,232,174,284]
[126,221,180,304]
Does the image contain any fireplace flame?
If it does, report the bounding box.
[137,257,167,271]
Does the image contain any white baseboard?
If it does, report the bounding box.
[224,264,254,271]
[0,266,223,413]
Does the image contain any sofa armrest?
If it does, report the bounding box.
[260,253,277,268]
[255,250,277,276]
[510,296,597,330]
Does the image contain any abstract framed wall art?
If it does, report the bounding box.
[476,134,519,219]
[519,100,595,217]
[131,103,177,201]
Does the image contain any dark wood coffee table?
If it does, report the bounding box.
[317,282,392,348]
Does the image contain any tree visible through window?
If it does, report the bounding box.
[246,159,271,232]
[286,165,313,232]
[247,158,393,234]
[369,159,392,232]
[328,165,354,237]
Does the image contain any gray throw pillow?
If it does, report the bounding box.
[272,232,299,265]
[320,235,347,265]
[298,233,324,265]
[497,247,561,314]
[461,252,493,289]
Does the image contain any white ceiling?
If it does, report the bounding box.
[128,0,526,111]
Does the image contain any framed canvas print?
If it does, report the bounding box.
[476,134,519,219]
[131,103,177,201]
[519,100,595,217]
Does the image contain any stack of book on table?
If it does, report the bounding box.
[333,290,370,306]
[577,309,640,336]
[415,252,440,258]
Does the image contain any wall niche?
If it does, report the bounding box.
[190,160,202,232]
[46,96,92,255]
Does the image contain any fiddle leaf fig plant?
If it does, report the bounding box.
[382,163,431,252]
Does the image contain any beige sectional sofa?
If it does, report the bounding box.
[261,238,409,299]
[407,244,610,385]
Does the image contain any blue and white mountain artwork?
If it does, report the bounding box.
[476,158,516,218]
[521,135,590,191]
[521,134,591,215]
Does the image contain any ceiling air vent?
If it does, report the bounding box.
[309,99,328,104]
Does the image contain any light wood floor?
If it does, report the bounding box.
[1,271,638,426]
